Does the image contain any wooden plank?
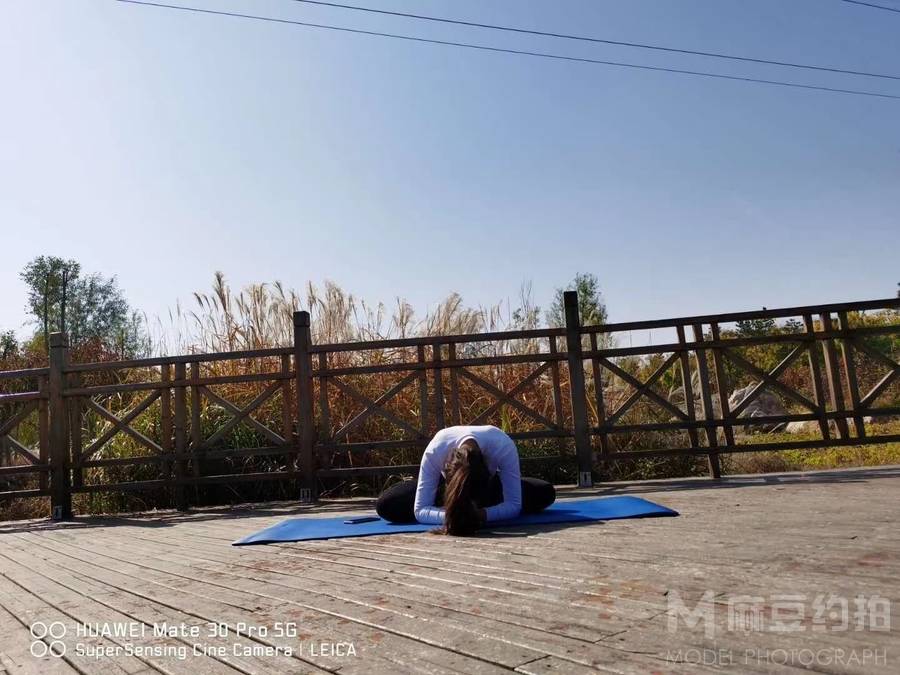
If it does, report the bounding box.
[0,402,38,444]
[838,310,867,438]
[582,433,900,460]
[294,311,316,500]
[316,351,565,378]
[1,437,40,466]
[0,462,890,675]
[38,376,49,493]
[563,291,592,485]
[65,371,292,398]
[64,534,666,672]
[802,314,832,441]
[81,391,162,460]
[819,312,851,440]
[691,324,722,478]
[432,344,445,430]
[850,338,900,409]
[331,372,419,441]
[0,556,226,674]
[10,532,511,674]
[48,333,71,520]
[189,362,202,483]
[107,530,620,642]
[314,327,564,355]
[458,368,558,430]
[448,343,461,425]
[159,365,172,491]
[601,353,685,426]
[581,327,897,361]
[708,322,736,448]
[331,378,423,440]
[577,296,899,336]
[283,353,298,480]
[469,363,552,426]
[173,362,188,511]
[84,397,164,455]
[316,352,330,446]
[588,333,610,458]
[725,344,816,418]
[0,595,78,674]
[417,345,429,436]
[64,348,291,373]
[0,391,43,404]
[0,540,327,675]
[0,366,49,380]
[547,338,564,430]
[676,325,701,451]
[201,383,285,447]
[41,526,713,674]
[68,372,82,490]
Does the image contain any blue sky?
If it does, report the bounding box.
[1,0,898,339]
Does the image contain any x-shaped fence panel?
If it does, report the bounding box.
[199,382,286,448]
[312,333,572,485]
[329,372,423,443]
[0,370,50,496]
[0,400,45,466]
[4,296,897,518]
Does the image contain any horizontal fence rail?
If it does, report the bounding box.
[0,365,50,502]
[0,294,897,520]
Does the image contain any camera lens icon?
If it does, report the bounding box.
[30,621,66,639]
[29,640,67,658]
[30,622,67,658]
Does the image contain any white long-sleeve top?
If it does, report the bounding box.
[413,425,522,525]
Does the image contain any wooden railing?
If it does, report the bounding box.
[580,299,900,475]
[0,294,898,520]
[0,366,50,502]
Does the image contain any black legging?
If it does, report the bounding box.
[376,474,556,524]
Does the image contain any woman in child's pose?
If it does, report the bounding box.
[375,425,556,535]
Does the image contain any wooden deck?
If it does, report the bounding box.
[0,466,897,674]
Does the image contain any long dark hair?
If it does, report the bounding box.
[435,440,491,536]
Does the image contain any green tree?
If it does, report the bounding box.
[735,317,776,337]
[20,257,80,348]
[0,330,17,360]
[546,273,608,328]
[781,318,804,334]
[20,256,149,357]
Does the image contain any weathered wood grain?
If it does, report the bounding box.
[1,466,898,673]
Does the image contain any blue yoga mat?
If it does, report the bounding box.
[233,496,678,545]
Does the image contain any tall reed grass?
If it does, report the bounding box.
[1,274,897,519]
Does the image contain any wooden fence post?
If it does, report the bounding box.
[38,376,49,492]
[563,292,593,488]
[433,343,446,429]
[294,311,316,502]
[820,313,851,440]
[691,324,723,479]
[48,332,72,520]
[173,361,189,511]
[837,311,866,438]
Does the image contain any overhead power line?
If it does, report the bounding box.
[841,0,900,14]
[289,0,900,81]
[116,1,900,101]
